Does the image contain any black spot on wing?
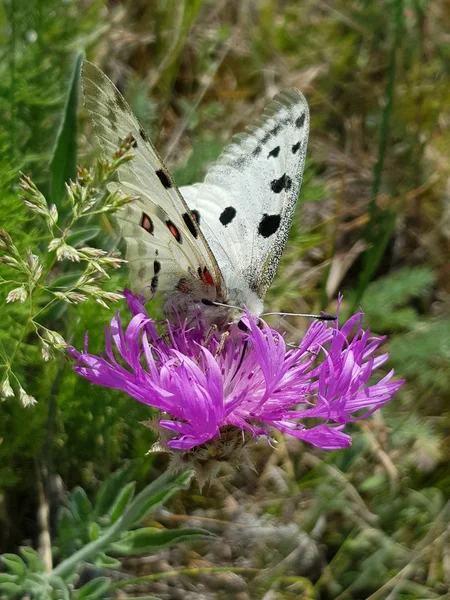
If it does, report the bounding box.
[270,124,281,135]
[114,88,128,112]
[156,169,172,189]
[219,206,236,226]
[106,106,118,131]
[295,113,306,129]
[270,174,292,194]
[176,278,190,293]
[153,260,161,274]
[258,214,281,238]
[139,126,150,142]
[252,145,262,156]
[182,212,198,238]
[292,142,301,154]
[190,209,200,225]
[268,146,280,158]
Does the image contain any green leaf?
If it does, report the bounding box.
[0,582,21,594]
[49,51,84,208]
[94,463,134,519]
[94,552,121,570]
[19,546,46,573]
[0,573,18,583]
[48,575,71,599]
[71,486,93,523]
[57,506,77,542]
[1,554,26,577]
[116,597,161,600]
[360,267,436,315]
[48,272,84,289]
[110,481,136,523]
[27,572,50,586]
[89,521,100,541]
[75,576,111,599]
[359,474,387,492]
[129,470,194,525]
[66,227,100,247]
[109,527,212,556]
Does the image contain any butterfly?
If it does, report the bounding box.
[82,61,309,329]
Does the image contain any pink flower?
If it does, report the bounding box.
[68,291,404,451]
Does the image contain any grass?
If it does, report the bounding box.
[1,0,449,598]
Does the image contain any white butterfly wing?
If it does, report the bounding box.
[182,89,309,300]
[81,61,226,303]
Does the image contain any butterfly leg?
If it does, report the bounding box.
[195,324,219,364]
[203,323,218,347]
[215,331,230,358]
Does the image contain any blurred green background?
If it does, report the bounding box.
[1,0,449,598]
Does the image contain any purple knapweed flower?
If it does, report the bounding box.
[68,291,404,452]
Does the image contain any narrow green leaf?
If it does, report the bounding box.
[109,527,213,556]
[66,227,100,247]
[94,463,134,519]
[0,573,18,583]
[1,554,26,577]
[48,575,71,599]
[19,546,46,573]
[110,481,136,523]
[115,597,161,600]
[27,573,50,585]
[49,272,83,289]
[75,576,111,599]
[89,521,100,541]
[94,552,121,570]
[128,470,194,525]
[57,507,76,542]
[71,486,93,523]
[49,51,84,208]
[0,582,21,594]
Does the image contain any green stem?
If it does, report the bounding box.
[0,298,33,387]
[369,0,403,217]
[7,0,17,160]
[112,567,260,589]
[353,0,404,308]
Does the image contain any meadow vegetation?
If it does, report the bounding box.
[0,1,449,598]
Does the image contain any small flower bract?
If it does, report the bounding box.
[69,291,404,452]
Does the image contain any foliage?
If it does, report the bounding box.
[0,468,212,599]
[0,0,449,598]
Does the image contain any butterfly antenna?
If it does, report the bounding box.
[261,311,336,321]
[202,299,245,313]
[214,300,245,313]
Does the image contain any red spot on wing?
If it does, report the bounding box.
[191,209,200,224]
[198,266,215,287]
[141,212,154,234]
[176,279,190,293]
[203,268,215,287]
[166,220,182,243]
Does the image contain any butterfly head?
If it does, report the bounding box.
[162,275,263,331]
